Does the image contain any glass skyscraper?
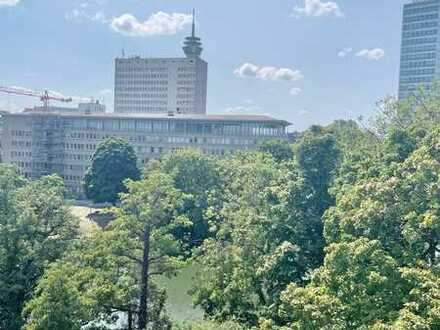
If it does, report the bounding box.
[399,0,440,99]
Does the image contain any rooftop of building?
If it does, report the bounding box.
[115,57,206,62]
[0,110,291,126]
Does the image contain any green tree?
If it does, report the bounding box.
[0,167,78,330]
[192,153,325,326]
[24,170,187,330]
[23,262,94,330]
[151,150,222,250]
[273,126,440,330]
[294,129,341,215]
[278,239,406,329]
[260,139,294,162]
[370,84,440,138]
[84,138,140,204]
[177,320,246,330]
[277,240,440,330]
[325,126,440,266]
[116,172,186,330]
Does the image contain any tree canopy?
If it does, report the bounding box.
[6,87,440,329]
[0,166,78,330]
[84,137,140,204]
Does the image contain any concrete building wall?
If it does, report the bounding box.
[0,111,289,198]
[114,57,207,115]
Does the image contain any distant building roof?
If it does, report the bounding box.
[1,110,291,126]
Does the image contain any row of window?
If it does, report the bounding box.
[177,93,195,99]
[136,146,164,154]
[115,66,168,73]
[11,161,56,171]
[177,67,196,72]
[116,81,169,87]
[11,161,32,170]
[115,99,168,105]
[64,133,259,147]
[401,52,436,61]
[402,44,437,54]
[67,119,285,137]
[69,132,100,139]
[403,21,438,31]
[403,6,439,16]
[178,87,195,93]
[62,175,82,182]
[11,140,32,147]
[65,164,85,171]
[400,68,436,76]
[400,60,436,68]
[403,29,438,39]
[400,76,435,84]
[65,153,92,161]
[64,143,97,151]
[10,130,32,137]
[10,151,32,158]
[116,87,168,93]
[177,73,196,79]
[402,37,437,46]
[115,93,168,99]
[177,100,195,105]
[116,106,169,112]
[177,80,198,86]
[399,84,428,92]
[403,14,439,23]
[116,74,168,79]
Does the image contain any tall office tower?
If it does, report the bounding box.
[114,11,208,114]
[399,0,440,99]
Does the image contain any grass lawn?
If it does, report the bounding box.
[69,205,100,235]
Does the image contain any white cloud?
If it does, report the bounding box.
[290,87,302,96]
[355,48,385,60]
[66,8,109,23]
[293,0,344,18]
[337,47,352,58]
[111,11,192,37]
[99,89,112,96]
[0,0,20,6]
[234,62,303,82]
[298,110,310,116]
[225,105,264,114]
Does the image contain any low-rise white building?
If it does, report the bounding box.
[0,110,290,198]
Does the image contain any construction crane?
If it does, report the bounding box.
[0,85,73,110]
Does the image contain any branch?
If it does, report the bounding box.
[102,304,138,313]
[148,271,166,277]
[117,252,143,265]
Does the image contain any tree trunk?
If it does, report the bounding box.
[128,309,133,330]
[138,227,151,330]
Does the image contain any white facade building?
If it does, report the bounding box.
[24,101,106,114]
[0,110,290,198]
[78,101,106,114]
[114,13,207,114]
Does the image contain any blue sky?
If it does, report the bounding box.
[0,0,407,130]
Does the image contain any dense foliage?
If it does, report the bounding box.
[3,88,440,329]
[84,137,140,204]
[0,167,78,330]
